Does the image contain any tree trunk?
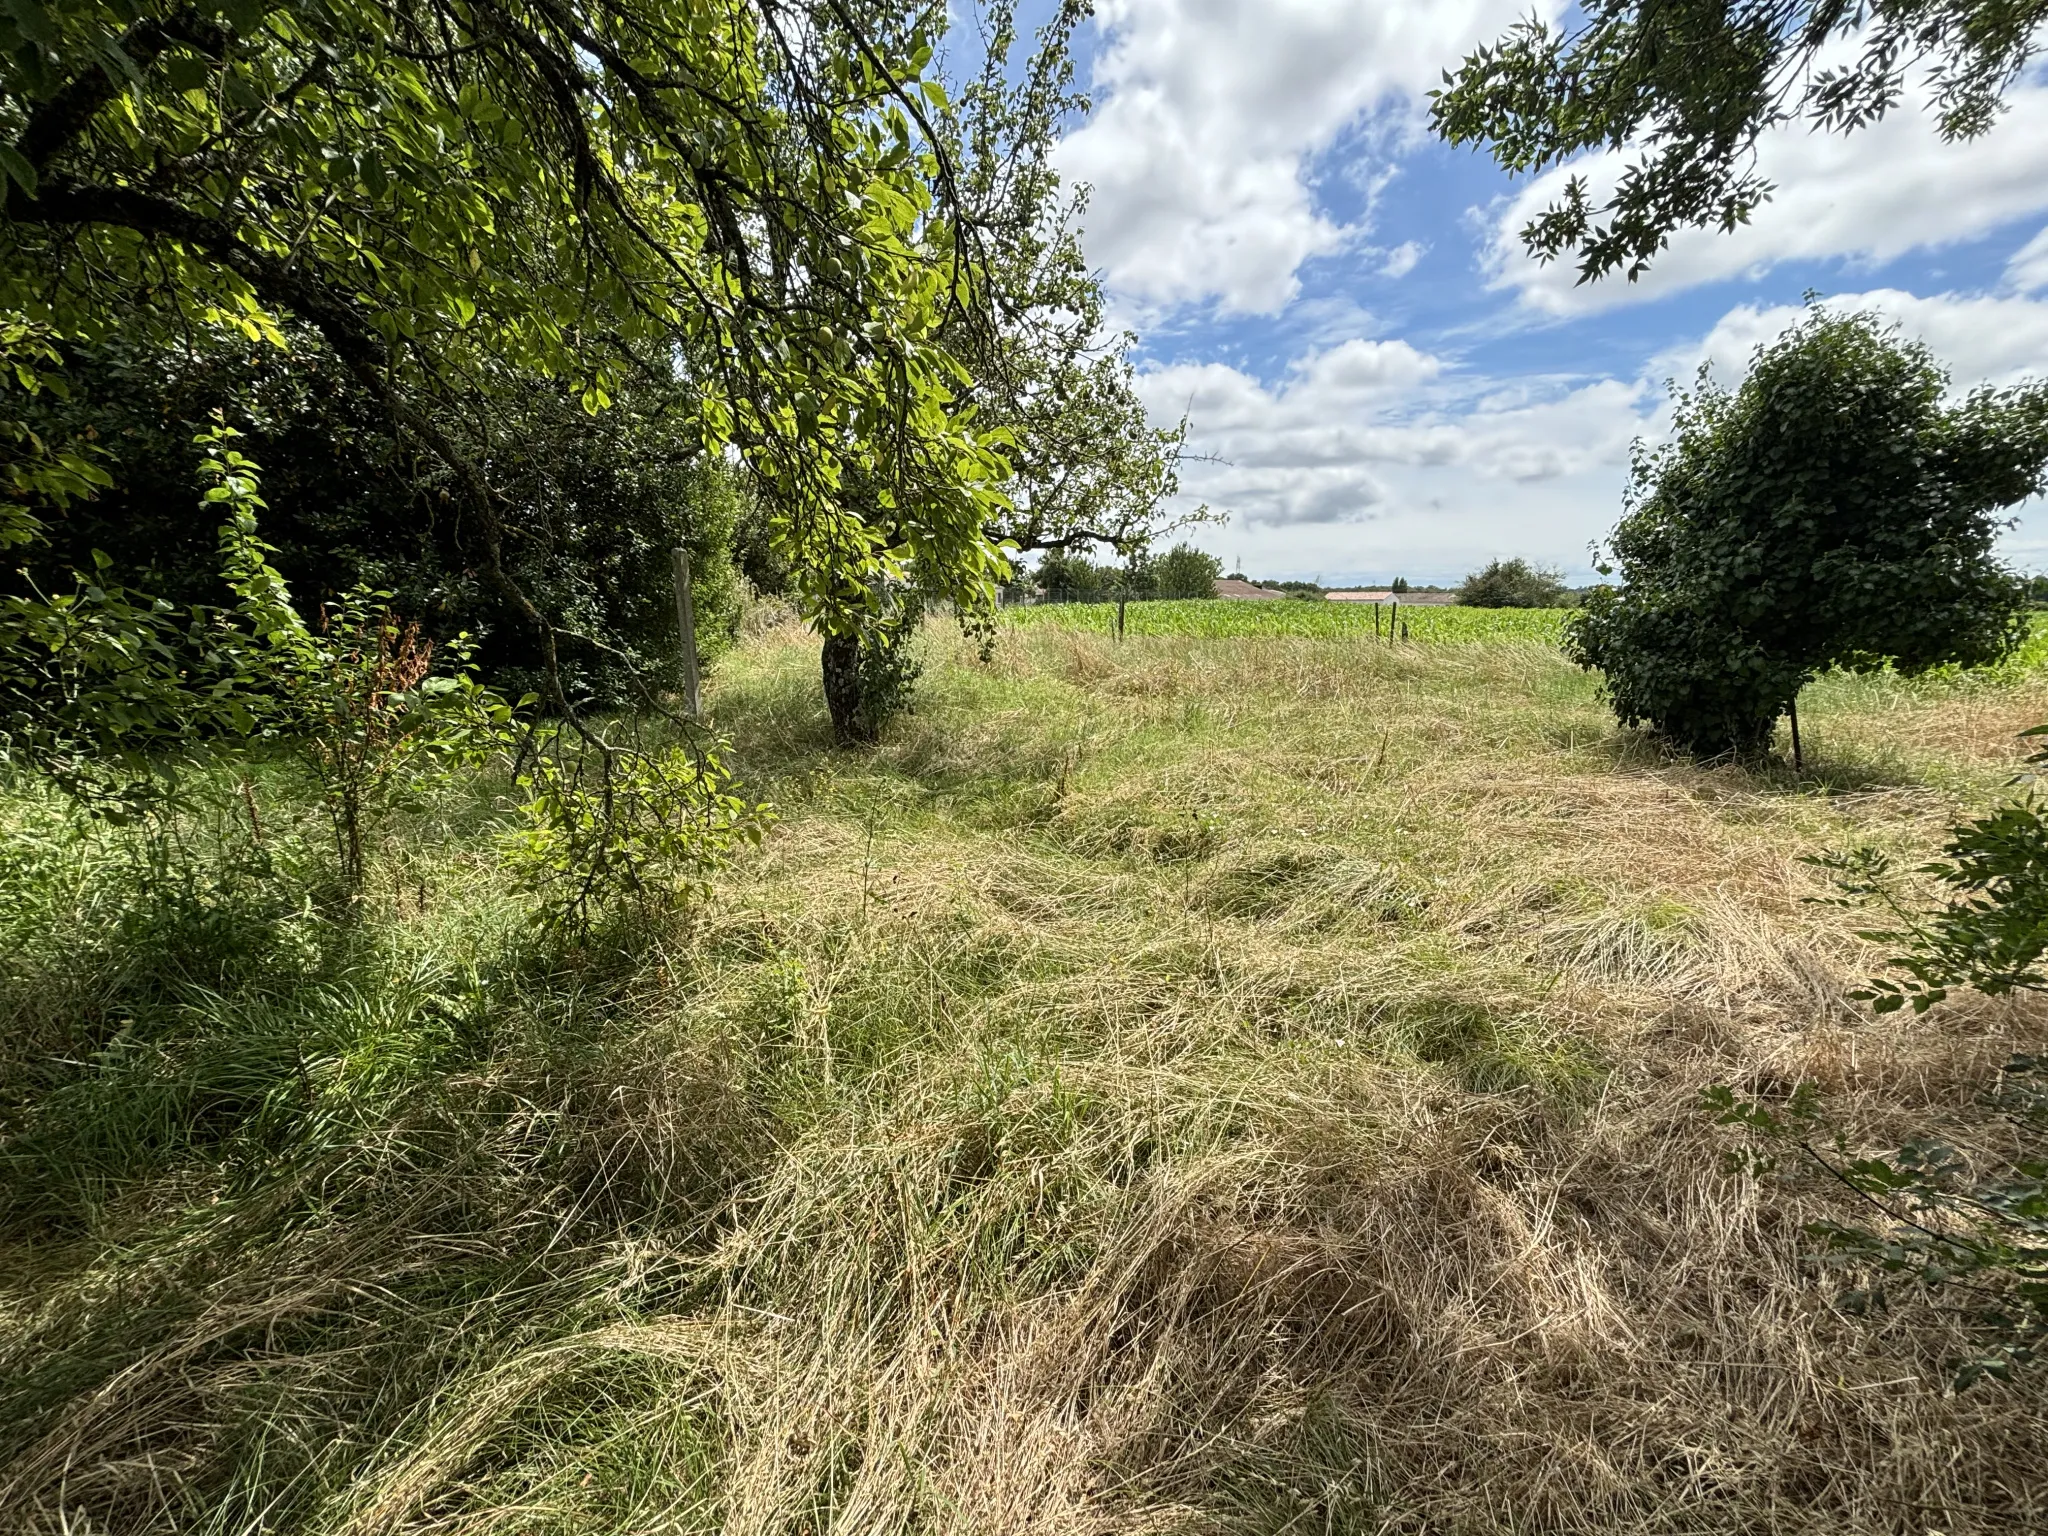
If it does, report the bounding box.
[822,631,870,746]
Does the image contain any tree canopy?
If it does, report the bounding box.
[1432,1,2048,283]
[937,0,1199,570]
[1566,307,2048,756]
[1458,558,1570,609]
[1152,543,1220,600]
[1,0,1018,713]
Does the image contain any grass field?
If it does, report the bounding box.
[5,616,2048,1533]
[1008,596,1570,642]
[1012,597,2048,666]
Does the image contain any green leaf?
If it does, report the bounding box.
[0,144,37,197]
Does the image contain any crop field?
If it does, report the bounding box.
[1011,600,2048,676]
[1009,596,1570,642]
[8,614,2048,1535]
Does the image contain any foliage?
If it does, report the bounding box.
[1710,721,2048,1386]
[1153,544,1222,600]
[1434,1,2048,284]
[14,327,431,611]
[476,402,746,709]
[0,317,109,549]
[1030,548,1165,602]
[1033,548,1112,600]
[1708,1041,2048,1389]
[940,1,1206,572]
[14,333,746,709]
[1800,1058,2047,1389]
[507,732,771,930]
[819,581,929,747]
[279,592,523,897]
[1815,768,2048,1017]
[0,424,304,811]
[853,585,927,738]
[204,428,524,891]
[1565,308,2046,756]
[0,0,1019,713]
[1459,557,1571,609]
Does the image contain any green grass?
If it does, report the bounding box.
[1007,598,2048,664]
[1009,595,1571,641]
[5,618,2048,1534]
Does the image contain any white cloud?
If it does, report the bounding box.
[1143,288,2048,581]
[1660,289,2048,391]
[2006,224,2048,294]
[1136,340,1646,572]
[1487,78,2048,316]
[1058,0,1553,316]
[1378,240,1426,279]
[1293,336,1441,395]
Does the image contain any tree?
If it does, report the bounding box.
[1033,548,1108,601]
[1,0,1014,727]
[1152,544,1221,599]
[1434,2,2048,284]
[1566,308,2048,757]
[1459,558,1570,608]
[939,3,1212,574]
[13,331,743,708]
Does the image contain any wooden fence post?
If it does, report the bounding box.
[671,548,702,718]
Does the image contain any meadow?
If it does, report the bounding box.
[4,615,2048,1533]
[1007,597,1570,642]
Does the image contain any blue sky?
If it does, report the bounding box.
[1019,0,2048,586]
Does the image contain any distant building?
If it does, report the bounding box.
[1327,589,1457,605]
[1213,578,1286,600]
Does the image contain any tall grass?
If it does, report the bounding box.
[3,618,2047,1533]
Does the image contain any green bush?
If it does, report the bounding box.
[1568,308,2048,756]
[1153,544,1222,599]
[14,335,745,711]
[1458,558,1570,608]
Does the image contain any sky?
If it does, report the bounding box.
[1009,0,2048,587]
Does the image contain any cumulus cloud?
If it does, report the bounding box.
[1057,0,1550,315]
[1143,288,2048,579]
[1658,289,2048,391]
[2006,224,2048,294]
[1378,240,1426,279]
[1136,341,1646,551]
[1485,77,2048,316]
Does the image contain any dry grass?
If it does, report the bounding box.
[4,619,2047,1534]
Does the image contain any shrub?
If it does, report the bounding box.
[1033,549,1109,601]
[16,336,745,711]
[1458,558,1570,608]
[1153,544,1222,599]
[1569,308,2048,756]
[507,732,772,932]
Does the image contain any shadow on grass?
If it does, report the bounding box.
[710,647,1084,833]
[1542,721,1935,795]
